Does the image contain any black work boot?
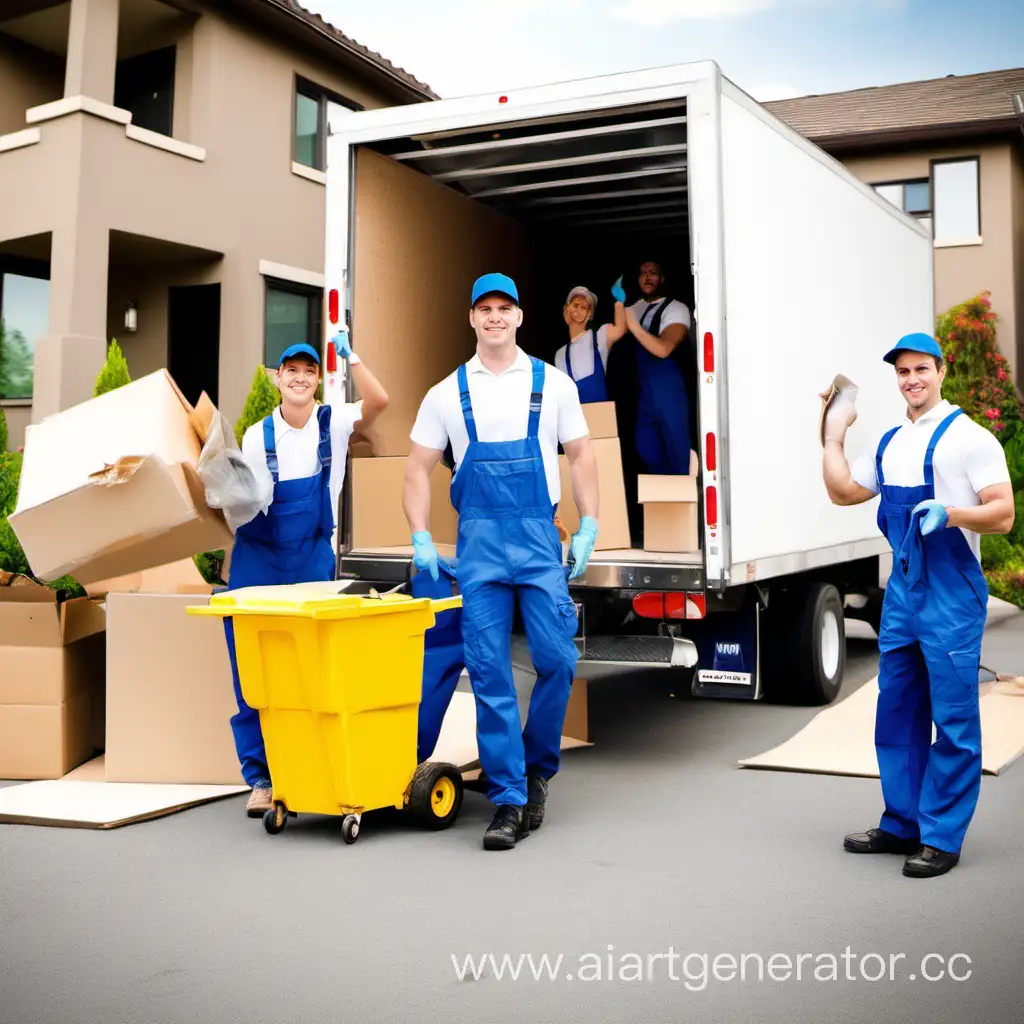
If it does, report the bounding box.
[903,846,960,878]
[483,805,528,851]
[843,828,921,855]
[526,775,549,831]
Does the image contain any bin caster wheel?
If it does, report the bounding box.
[263,802,288,835]
[342,814,360,844]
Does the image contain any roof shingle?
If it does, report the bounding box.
[765,67,1024,146]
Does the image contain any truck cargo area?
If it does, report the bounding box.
[345,96,700,571]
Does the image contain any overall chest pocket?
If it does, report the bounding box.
[468,457,542,511]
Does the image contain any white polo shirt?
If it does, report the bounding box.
[850,400,1010,561]
[555,326,610,381]
[410,347,589,506]
[241,398,363,537]
[628,297,691,335]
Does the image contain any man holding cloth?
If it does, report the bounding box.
[404,273,599,850]
[822,332,1013,877]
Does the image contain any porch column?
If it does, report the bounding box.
[31,222,109,421]
[64,0,120,103]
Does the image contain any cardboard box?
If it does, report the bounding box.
[557,437,631,551]
[104,593,243,785]
[0,578,106,780]
[9,371,233,585]
[84,557,214,598]
[351,456,458,548]
[638,474,699,553]
[582,401,618,439]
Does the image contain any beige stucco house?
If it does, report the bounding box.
[0,0,434,449]
[766,67,1024,381]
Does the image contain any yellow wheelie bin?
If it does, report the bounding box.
[188,581,463,843]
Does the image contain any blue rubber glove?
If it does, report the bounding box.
[913,499,949,536]
[611,275,626,305]
[568,516,599,580]
[412,530,440,581]
[332,329,353,360]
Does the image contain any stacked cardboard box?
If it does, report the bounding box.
[638,452,701,553]
[557,401,631,550]
[0,578,106,779]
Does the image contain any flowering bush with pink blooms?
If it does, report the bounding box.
[936,292,1024,606]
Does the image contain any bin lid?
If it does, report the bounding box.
[200,581,460,621]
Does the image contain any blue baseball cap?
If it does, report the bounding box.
[471,273,519,306]
[278,343,320,366]
[883,332,944,365]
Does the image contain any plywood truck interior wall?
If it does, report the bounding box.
[349,98,697,553]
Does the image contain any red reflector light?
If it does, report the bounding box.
[703,331,714,373]
[705,432,717,472]
[632,593,665,619]
[686,593,707,619]
[665,593,686,619]
[325,341,337,373]
[706,485,718,529]
[328,289,339,325]
[499,95,508,103]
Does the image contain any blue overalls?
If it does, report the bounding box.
[874,407,987,855]
[564,329,608,404]
[223,406,336,787]
[412,559,466,764]
[634,299,691,475]
[451,357,580,807]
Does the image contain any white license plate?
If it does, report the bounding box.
[697,670,753,686]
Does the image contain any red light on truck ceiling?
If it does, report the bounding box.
[499,96,508,103]
[328,289,339,325]
[703,331,714,373]
[706,485,718,530]
[705,432,717,472]
[632,592,707,621]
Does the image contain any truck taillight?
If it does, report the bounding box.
[325,342,337,373]
[328,289,339,325]
[705,432,717,472]
[703,331,714,373]
[633,592,706,620]
[706,485,718,529]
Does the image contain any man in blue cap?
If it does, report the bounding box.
[404,273,600,850]
[822,332,1013,877]
[228,337,389,816]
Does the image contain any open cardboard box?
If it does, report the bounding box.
[638,473,699,553]
[0,575,106,780]
[9,370,233,585]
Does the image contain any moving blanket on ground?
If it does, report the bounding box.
[739,677,1024,778]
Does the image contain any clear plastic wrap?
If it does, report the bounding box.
[196,412,271,532]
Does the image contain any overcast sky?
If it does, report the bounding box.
[302,0,1024,101]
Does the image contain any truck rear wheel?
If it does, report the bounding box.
[763,582,845,705]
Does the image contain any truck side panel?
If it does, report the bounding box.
[718,83,933,573]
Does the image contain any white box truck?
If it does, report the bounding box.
[323,61,933,705]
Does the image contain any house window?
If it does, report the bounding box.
[932,158,980,242]
[294,78,359,171]
[873,179,932,237]
[115,46,176,136]
[0,269,49,401]
[264,279,322,368]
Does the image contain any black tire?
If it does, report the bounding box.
[763,583,845,705]
[263,803,287,835]
[341,814,360,844]
[408,762,464,831]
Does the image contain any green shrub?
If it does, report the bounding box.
[938,291,1023,444]
[194,549,227,587]
[235,364,280,446]
[0,450,29,576]
[94,339,131,397]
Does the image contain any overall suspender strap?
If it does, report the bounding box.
[590,327,601,366]
[642,299,668,336]
[923,408,963,488]
[527,358,545,440]
[564,339,575,381]
[457,363,478,444]
[316,404,333,471]
[875,426,900,488]
[263,415,279,484]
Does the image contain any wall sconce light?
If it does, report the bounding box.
[124,300,138,333]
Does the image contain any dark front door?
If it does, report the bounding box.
[168,283,220,407]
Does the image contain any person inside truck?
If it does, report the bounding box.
[225,336,389,818]
[553,281,628,403]
[822,332,1013,879]
[616,259,694,475]
[403,272,600,851]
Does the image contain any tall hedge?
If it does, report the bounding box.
[234,365,281,446]
[94,339,132,397]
